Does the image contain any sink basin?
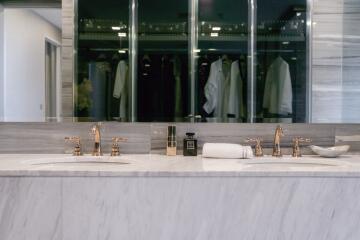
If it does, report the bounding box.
[24,156,130,166]
[238,157,345,169]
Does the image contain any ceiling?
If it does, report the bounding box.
[0,0,60,7]
[31,8,61,29]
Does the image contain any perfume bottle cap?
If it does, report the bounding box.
[186,132,195,137]
[168,126,176,136]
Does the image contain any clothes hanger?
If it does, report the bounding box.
[221,54,229,61]
[112,52,120,61]
[97,53,107,61]
[221,54,232,65]
[142,54,151,62]
[239,54,246,61]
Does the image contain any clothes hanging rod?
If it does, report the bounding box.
[87,48,302,54]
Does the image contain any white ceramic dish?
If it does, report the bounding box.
[310,145,350,158]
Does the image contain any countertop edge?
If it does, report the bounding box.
[2,170,360,178]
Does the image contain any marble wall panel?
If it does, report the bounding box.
[61,176,360,240]
[0,177,62,240]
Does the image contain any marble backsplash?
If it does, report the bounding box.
[0,123,358,155]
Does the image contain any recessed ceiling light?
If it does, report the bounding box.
[112,26,121,31]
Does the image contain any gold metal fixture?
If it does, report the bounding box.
[273,125,284,157]
[246,138,264,157]
[111,137,127,156]
[292,137,311,157]
[166,125,177,156]
[65,136,82,156]
[90,122,103,156]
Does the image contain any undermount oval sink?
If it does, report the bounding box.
[238,158,345,169]
[24,156,130,166]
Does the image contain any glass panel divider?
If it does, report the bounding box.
[189,0,198,122]
[306,0,313,123]
[248,0,257,123]
[129,0,138,122]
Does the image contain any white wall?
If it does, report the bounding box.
[0,4,4,121]
[2,8,61,122]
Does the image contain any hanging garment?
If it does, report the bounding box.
[137,56,153,121]
[161,55,176,121]
[198,57,211,118]
[113,60,128,120]
[228,60,245,119]
[172,56,182,119]
[89,61,111,121]
[203,58,231,119]
[108,57,120,119]
[263,56,293,115]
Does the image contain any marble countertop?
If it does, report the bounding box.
[0,154,360,177]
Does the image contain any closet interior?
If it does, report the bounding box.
[75,0,308,123]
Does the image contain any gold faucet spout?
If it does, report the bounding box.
[91,122,102,156]
[272,125,284,157]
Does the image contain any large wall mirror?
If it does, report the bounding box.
[0,0,359,123]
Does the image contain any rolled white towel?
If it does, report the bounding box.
[202,143,254,159]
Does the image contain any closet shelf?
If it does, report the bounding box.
[79,33,305,42]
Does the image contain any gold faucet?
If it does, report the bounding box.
[292,137,311,157]
[246,138,264,157]
[91,122,102,156]
[111,137,128,156]
[65,136,82,156]
[273,125,284,157]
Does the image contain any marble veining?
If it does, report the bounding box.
[0,154,360,177]
[1,154,360,239]
[61,177,360,240]
[0,178,62,240]
[1,176,360,239]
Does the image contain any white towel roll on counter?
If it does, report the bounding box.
[202,143,254,159]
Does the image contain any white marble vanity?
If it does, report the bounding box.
[1,154,360,240]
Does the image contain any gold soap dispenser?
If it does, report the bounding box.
[166,125,177,156]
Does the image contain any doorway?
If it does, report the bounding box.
[45,39,61,122]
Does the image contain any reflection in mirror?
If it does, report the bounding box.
[76,0,129,122]
[0,4,61,122]
[1,0,360,123]
[137,0,189,122]
[256,0,307,123]
[197,0,249,123]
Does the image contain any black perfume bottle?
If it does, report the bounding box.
[183,132,197,156]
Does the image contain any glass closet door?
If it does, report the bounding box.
[197,0,249,123]
[76,0,129,122]
[255,0,308,123]
[137,0,189,122]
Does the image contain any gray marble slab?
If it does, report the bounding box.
[1,154,360,177]
[0,177,62,240]
[61,177,360,240]
[151,123,335,154]
[1,175,360,240]
[61,0,75,119]
[0,123,151,154]
[0,123,359,154]
[312,0,360,123]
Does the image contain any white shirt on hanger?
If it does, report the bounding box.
[263,56,293,115]
[113,60,128,119]
[203,58,231,119]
